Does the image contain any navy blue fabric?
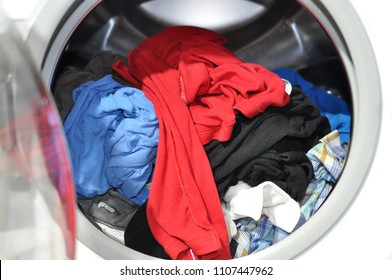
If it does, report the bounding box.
[64,75,159,205]
[274,68,351,143]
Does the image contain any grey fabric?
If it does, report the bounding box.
[53,51,129,121]
[78,189,139,231]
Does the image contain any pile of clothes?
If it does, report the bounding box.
[54,26,351,260]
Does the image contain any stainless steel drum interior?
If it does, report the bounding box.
[37,0,380,259]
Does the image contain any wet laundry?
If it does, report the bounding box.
[63,75,158,206]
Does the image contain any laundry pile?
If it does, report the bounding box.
[54,26,351,260]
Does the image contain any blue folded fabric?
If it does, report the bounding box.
[274,68,351,143]
[63,75,159,205]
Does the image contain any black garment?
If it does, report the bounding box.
[230,239,238,259]
[78,188,139,231]
[124,201,170,259]
[53,51,129,121]
[236,150,313,201]
[205,87,331,201]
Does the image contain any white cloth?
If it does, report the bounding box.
[223,181,300,233]
[221,207,238,242]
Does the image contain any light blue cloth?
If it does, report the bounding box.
[300,130,346,219]
[233,130,347,257]
[274,68,351,143]
[64,75,159,205]
[233,218,275,257]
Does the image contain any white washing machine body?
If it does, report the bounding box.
[299,1,392,260]
[3,0,391,260]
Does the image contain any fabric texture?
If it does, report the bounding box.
[205,87,331,201]
[63,75,158,205]
[78,188,140,243]
[299,129,346,220]
[271,130,347,244]
[124,201,171,259]
[114,26,290,145]
[78,189,140,231]
[113,26,273,260]
[222,208,238,242]
[274,68,351,143]
[230,130,347,257]
[223,181,300,233]
[233,217,276,257]
[53,51,129,121]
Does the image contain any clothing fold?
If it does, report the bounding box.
[114,47,230,260]
[205,87,331,200]
[63,75,158,205]
[113,26,292,260]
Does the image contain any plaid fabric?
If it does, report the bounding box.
[300,130,346,220]
[233,130,347,257]
[234,217,276,257]
[313,130,346,179]
[311,184,333,216]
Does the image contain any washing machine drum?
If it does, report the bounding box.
[30,0,381,259]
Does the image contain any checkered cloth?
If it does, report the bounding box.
[233,130,347,257]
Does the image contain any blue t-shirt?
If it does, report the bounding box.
[64,75,159,205]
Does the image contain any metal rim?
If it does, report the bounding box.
[31,0,381,259]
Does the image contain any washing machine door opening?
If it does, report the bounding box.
[34,0,380,259]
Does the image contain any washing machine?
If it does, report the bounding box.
[1,0,391,260]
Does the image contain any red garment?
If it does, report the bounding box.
[112,26,289,260]
[121,26,289,144]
